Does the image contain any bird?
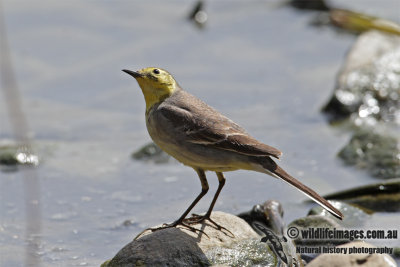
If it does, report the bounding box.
[123,67,343,232]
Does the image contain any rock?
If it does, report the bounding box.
[321,31,400,180]
[104,212,280,267]
[0,141,39,171]
[308,201,370,228]
[288,215,345,246]
[306,241,397,267]
[0,144,19,166]
[323,179,400,212]
[206,239,277,267]
[238,200,285,236]
[338,129,400,179]
[237,200,303,266]
[323,30,400,124]
[105,228,210,267]
[131,142,171,164]
[394,247,400,258]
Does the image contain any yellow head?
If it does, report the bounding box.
[123,67,178,111]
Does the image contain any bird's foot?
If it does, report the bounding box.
[184,213,234,237]
[134,219,207,240]
[155,220,202,232]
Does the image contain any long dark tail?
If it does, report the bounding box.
[259,157,343,220]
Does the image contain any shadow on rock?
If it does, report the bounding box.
[102,211,279,267]
[104,229,209,267]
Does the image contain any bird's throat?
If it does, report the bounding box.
[143,90,168,111]
[136,79,177,112]
[142,86,176,112]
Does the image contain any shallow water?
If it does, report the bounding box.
[0,0,399,266]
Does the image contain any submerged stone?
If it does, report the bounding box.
[0,145,19,166]
[131,142,171,164]
[0,142,39,171]
[289,201,373,248]
[323,179,400,212]
[288,215,345,247]
[338,129,400,179]
[308,201,370,228]
[323,31,400,125]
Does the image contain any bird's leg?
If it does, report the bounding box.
[185,172,233,235]
[203,172,225,219]
[146,169,209,234]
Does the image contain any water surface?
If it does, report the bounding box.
[1,0,399,266]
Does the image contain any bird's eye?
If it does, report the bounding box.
[153,69,160,75]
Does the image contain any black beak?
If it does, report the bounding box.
[122,69,143,79]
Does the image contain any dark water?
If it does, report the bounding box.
[0,0,399,266]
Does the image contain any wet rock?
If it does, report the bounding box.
[0,142,39,171]
[308,201,370,228]
[131,142,171,164]
[288,212,359,263]
[323,179,400,212]
[320,23,400,184]
[338,129,400,179]
[306,241,397,267]
[0,145,19,166]
[238,200,285,236]
[323,31,400,124]
[238,200,303,266]
[288,215,345,246]
[206,239,276,267]
[104,212,281,267]
[394,247,400,258]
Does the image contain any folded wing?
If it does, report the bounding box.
[158,101,282,159]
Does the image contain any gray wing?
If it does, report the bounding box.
[158,100,282,159]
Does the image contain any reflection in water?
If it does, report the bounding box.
[0,1,42,266]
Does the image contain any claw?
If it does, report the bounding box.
[134,219,208,240]
[184,214,234,237]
